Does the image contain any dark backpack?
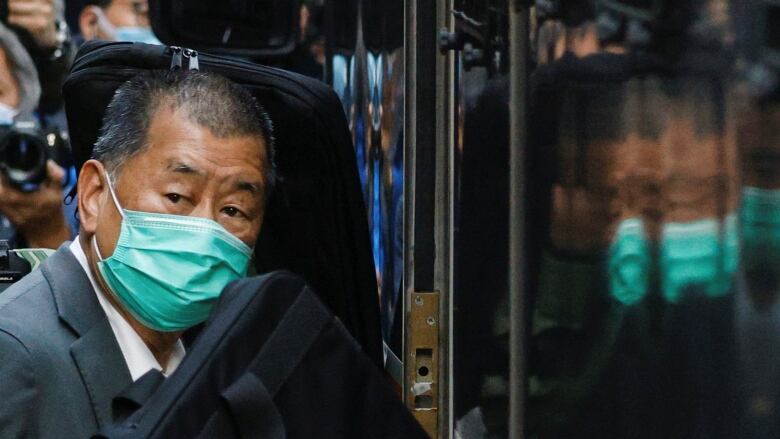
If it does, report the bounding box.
[63,41,383,366]
[94,271,427,438]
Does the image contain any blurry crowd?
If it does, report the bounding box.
[0,0,159,250]
[0,0,326,252]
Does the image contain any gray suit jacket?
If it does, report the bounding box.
[0,244,132,438]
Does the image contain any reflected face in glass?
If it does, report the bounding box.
[549,138,624,256]
[739,103,780,307]
[659,117,725,223]
[740,105,780,189]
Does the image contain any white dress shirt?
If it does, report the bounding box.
[69,238,186,381]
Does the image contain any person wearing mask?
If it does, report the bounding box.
[0,69,275,438]
[78,0,159,44]
[0,22,73,249]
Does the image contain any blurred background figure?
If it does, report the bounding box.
[74,0,159,44]
[5,0,73,115]
[0,22,75,249]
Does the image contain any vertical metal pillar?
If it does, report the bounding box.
[404,0,454,437]
[508,2,529,439]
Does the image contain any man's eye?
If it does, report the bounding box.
[222,206,242,217]
[166,193,182,203]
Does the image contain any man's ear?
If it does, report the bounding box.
[77,160,107,235]
[78,6,101,40]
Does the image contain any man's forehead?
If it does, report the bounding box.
[147,104,266,153]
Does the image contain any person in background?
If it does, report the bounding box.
[77,0,159,44]
[0,22,74,249]
[6,0,74,114]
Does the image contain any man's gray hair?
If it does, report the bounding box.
[0,23,40,113]
[92,70,276,198]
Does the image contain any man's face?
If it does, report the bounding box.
[103,0,150,29]
[80,0,150,41]
[0,47,20,109]
[82,104,269,260]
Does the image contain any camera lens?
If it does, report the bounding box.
[0,131,48,192]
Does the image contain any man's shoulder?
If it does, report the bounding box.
[0,268,56,340]
[0,268,50,316]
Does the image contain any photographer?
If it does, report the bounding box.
[0,22,73,249]
[6,0,74,114]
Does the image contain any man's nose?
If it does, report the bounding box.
[188,202,218,223]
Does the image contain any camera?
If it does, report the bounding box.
[0,240,30,294]
[0,114,73,192]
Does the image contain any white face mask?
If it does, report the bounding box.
[0,102,19,124]
[92,7,161,45]
[115,27,161,45]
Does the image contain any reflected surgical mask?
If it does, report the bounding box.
[115,26,162,45]
[660,216,737,303]
[93,173,252,332]
[607,218,650,306]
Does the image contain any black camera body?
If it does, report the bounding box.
[0,240,30,294]
[0,114,72,192]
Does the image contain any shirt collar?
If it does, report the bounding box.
[69,237,186,381]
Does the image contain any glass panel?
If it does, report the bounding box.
[325,0,406,360]
[524,3,780,438]
[451,1,511,437]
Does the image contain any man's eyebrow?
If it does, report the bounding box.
[235,180,260,195]
[166,161,205,176]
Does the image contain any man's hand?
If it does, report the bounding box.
[7,0,58,50]
[0,160,71,249]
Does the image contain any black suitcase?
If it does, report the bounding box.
[63,41,383,366]
[94,271,427,438]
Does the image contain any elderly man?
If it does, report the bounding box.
[0,69,274,438]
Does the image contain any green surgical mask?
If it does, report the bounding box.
[660,215,737,303]
[607,218,650,306]
[93,173,253,332]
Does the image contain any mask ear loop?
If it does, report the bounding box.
[92,234,105,261]
[104,171,126,220]
[93,170,125,262]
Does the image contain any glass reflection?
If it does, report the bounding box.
[736,94,780,437]
[451,2,512,438]
[326,0,405,353]
[526,1,780,438]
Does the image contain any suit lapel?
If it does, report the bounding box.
[70,319,133,427]
[42,244,132,428]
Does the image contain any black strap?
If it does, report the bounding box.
[221,373,285,439]
[218,287,331,438]
[111,369,165,423]
[248,286,332,396]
